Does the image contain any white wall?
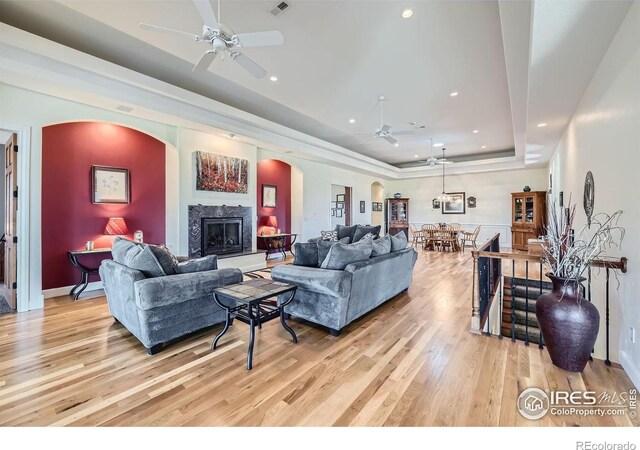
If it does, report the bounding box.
[387,168,548,246]
[370,182,384,230]
[177,129,258,255]
[0,83,179,310]
[548,2,639,386]
[257,148,384,241]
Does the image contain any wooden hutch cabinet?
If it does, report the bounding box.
[386,198,409,236]
[511,191,547,251]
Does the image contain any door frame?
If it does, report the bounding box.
[0,122,31,312]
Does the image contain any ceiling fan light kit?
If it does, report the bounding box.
[139,0,284,79]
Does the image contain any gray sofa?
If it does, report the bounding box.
[99,238,242,354]
[271,247,417,335]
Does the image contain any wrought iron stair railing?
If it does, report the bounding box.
[470,233,627,366]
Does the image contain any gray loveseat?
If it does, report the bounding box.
[271,246,417,335]
[99,238,242,354]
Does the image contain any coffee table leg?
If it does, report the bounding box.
[247,304,255,370]
[211,294,231,350]
[279,291,298,343]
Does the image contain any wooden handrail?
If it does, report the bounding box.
[471,250,627,273]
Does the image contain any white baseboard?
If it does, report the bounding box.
[42,281,103,299]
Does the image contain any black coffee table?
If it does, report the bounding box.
[211,279,298,370]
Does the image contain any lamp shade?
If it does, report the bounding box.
[265,215,278,228]
[104,217,129,235]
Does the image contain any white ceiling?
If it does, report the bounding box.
[0,0,633,170]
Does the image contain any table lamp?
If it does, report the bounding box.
[104,217,129,236]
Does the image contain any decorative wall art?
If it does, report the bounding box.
[92,165,130,204]
[336,202,345,210]
[584,171,595,228]
[467,196,477,208]
[336,194,345,202]
[432,198,441,209]
[195,151,248,193]
[442,192,466,214]
[262,184,277,208]
[360,201,366,213]
[336,209,343,218]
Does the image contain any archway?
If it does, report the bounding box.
[256,158,304,259]
[371,181,384,232]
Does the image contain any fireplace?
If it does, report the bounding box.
[201,217,244,256]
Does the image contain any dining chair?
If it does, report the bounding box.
[449,223,462,231]
[421,224,439,251]
[439,227,458,252]
[459,225,481,252]
[409,223,424,247]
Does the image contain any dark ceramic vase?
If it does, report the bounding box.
[536,274,599,372]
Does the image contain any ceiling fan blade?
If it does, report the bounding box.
[193,0,219,28]
[383,135,398,145]
[139,23,199,40]
[231,52,267,78]
[380,124,391,133]
[391,130,415,136]
[235,31,284,48]
[192,50,217,72]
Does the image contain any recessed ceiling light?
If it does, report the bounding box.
[481,145,486,149]
[537,122,547,127]
[414,154,418,158]
[450,91,459,97]
[394,143,399,147]
[402,9,413,18]
[269,76,278,82]
[473,129,479,134]
[349,118,356,124]
[433,142,444,147]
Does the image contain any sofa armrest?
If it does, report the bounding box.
[133,268,242,310]
[271,264,352,298]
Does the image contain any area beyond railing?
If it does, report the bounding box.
[470,234,627,365]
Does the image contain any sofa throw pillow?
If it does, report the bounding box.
[352,225,382,242]
[335,224,358,243]
[111,237,166,278]
[390,231,408,252]
[320,230,338,241]
[371,235,391,257]
[317,237,349,266]
[148,244,178,275]
[293,242,319,267]
[176,255,217,274]
[321,236,374,270]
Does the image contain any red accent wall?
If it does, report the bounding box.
[42,122,166,290]
[256,159,291,249]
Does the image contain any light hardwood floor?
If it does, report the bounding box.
[0,250,636,426]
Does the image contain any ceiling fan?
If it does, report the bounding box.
[139,0,284,78]
[363,96,415,145]
[425,140,453,167]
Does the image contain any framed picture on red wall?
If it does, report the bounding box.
[262,184,277,208]
[92,165,130,204]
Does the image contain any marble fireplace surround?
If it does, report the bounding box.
[188,205,253,258]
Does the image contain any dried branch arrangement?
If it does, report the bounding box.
[540,197,624,280]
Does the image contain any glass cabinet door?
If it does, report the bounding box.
[514,197,523,222]
[525,197,534,223]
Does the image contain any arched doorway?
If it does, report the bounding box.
[371,181,384,232]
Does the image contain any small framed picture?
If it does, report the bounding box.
[331,209,336,217]
[432,198,441,209]
[336,202,345,209]
[377,202,383,211]
[331,201,337,209]
[336,209,343,218]
[262,184,277,208]
[360,200,365,213]
[336,194,345,202]
[92,165,130,204]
